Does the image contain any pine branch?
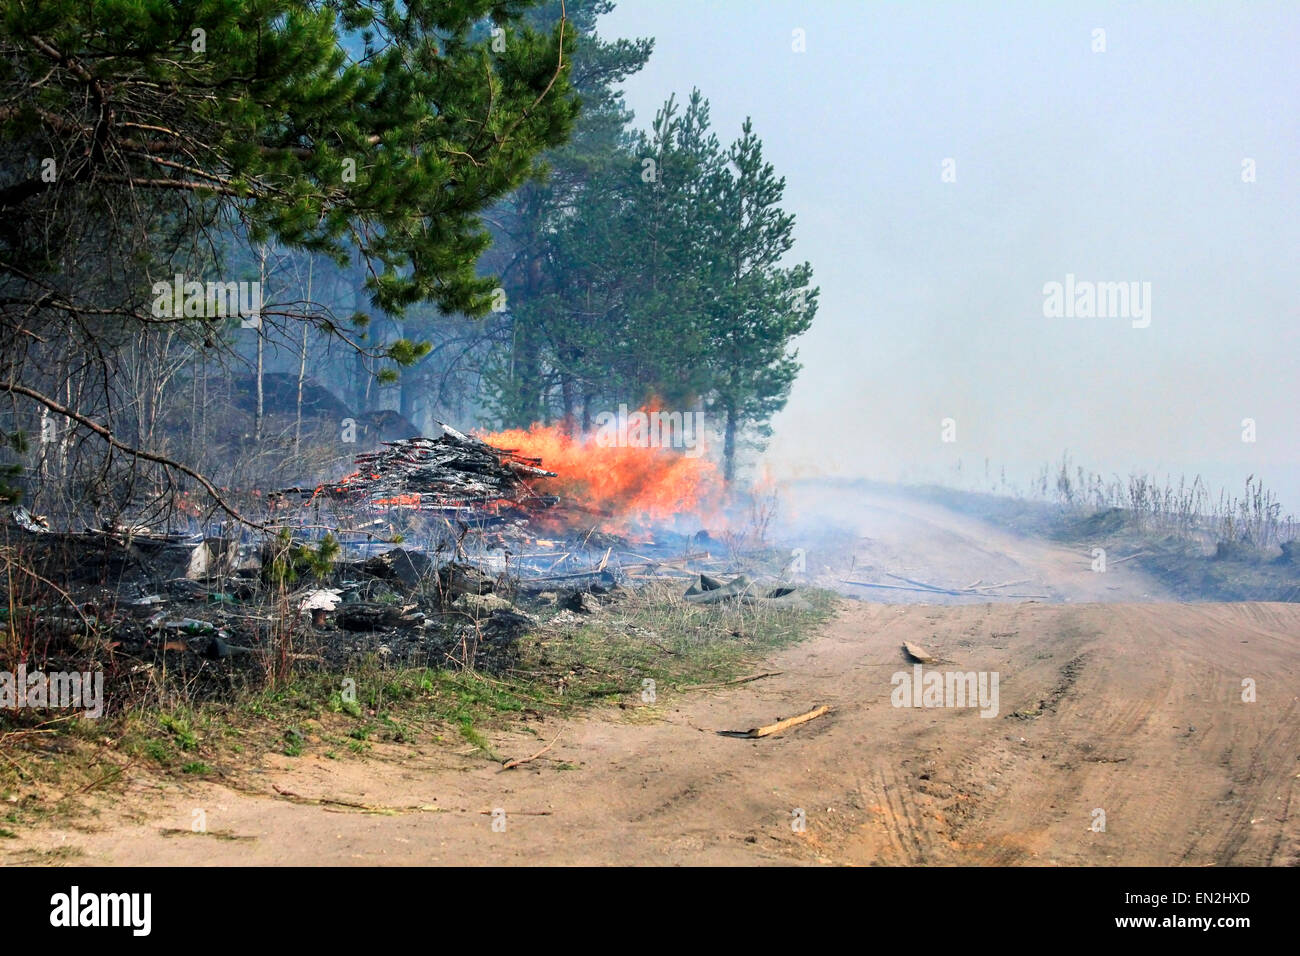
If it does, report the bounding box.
[0,382,269,531]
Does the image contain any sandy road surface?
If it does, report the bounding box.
[783,484,1164,604]
[7,596,1297,866]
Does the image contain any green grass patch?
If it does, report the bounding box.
[0,580,835,809]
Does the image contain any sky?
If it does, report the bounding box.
[598,0,1300,507]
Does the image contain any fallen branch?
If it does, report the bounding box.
[157,827,257,840]
[678,671,782,691]
[76,760,131,794]
[885,572,957,593]
[0,551,97,633]
[270,784,439,814]
[842,579,972,596]
[1109,551,1149,566]
[722,704,831,739]
[843,579,1044,600]
[966,579,1029,591]
[500,733,559,771]
[0,382,268,530]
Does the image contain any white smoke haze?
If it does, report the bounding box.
[602,1,1300,509]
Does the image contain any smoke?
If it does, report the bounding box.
[602,0,1300,511]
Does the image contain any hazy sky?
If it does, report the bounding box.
[600,1,1300,506]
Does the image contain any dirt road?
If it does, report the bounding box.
[9,595,1297,866]
[784,483,1164,604]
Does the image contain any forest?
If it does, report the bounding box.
[0,0,817,529]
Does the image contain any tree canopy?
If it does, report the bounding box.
[0,0,579,517]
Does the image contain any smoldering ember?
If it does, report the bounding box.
[0,0,1296,883]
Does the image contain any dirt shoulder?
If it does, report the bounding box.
[6,597,1296,866]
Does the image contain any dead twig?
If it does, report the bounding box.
[0,748,32,780]
[965,578,1029,591]
[500,732,560,771]
[677,671,782,691]
[76,760,131,794]
[885,572,964,595]
[1109,551,1148,566]
[842,579,969,596]
[270,784,439,814]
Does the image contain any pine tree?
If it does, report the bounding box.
[496,86,818,484]
[481,0,652,428]
[702,117,817,483]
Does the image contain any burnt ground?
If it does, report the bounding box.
[0,533,611,713]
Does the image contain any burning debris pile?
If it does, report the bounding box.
[281,426,559,526]
[0,413,817,712]
[479,419,723,534]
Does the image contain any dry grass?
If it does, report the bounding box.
[1017,453,1296,548]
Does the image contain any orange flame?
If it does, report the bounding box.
[478,410,723,535]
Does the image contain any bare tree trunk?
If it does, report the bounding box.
[200,353,208,466]
[296,324,307,454]
[147,329,175,447]
[255,244,267,444]
[352,278,369,414]
[296,256,313,455]
[255,326,264,444]
[723,402,737,487]
[60,350,72,480]
[560,371,576,436]
[399,367,421,433]
[190,350,200,458]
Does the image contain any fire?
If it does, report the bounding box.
[477,412,723,534]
